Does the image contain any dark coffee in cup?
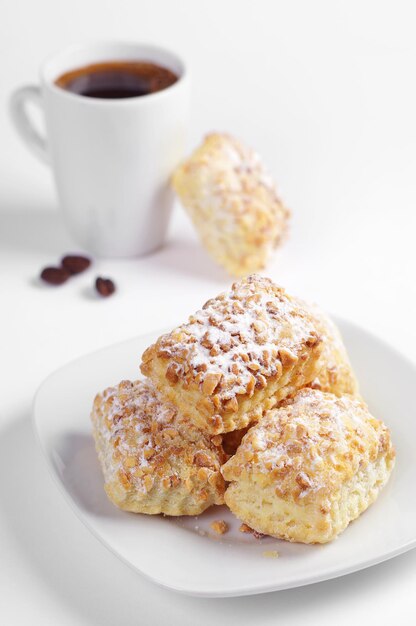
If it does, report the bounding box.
[55,61,178,99]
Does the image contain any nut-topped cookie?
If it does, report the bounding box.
[299,300,359,397]
[221,388,395,543]
[172,133,290,276]
[140,275,323,434]
[91,379,226,515]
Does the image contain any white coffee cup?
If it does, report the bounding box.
[10,42,189,257]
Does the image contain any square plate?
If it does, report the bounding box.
[33,318,416,597]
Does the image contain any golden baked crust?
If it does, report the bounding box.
[301,301,359,397]
[91,379,226,515]
[141,275,323,434]
[172,133,290,276]
[222,389,395,543]
[222,304,359,450]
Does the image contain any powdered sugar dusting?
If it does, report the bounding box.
[216,133,277,194]
[153,275,320,401]
[172,133,290,276]
[94,381,176,493]
[92,380,222,495]
[223,388,392,503]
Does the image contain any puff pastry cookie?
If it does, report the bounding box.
[91,379,226,515]
[222,389,395,543]
[302,301,359,397]
[141,275,323,435]
[172,133,290,276]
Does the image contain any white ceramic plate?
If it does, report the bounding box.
[33,318,416,597]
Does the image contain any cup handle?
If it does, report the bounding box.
[10,85,50,165]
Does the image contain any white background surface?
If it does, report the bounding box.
[1,1,415,624]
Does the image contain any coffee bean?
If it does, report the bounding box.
[62,254,91,275]
[95,277,116,297]
[40,266,71,285]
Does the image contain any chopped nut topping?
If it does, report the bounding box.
[278,347,298,367]
[221,388,395,515]
[170,475,180,488]
[197,467,209,481]
[202,372,223,396]
[162,476,171,490]
[194,451,217,468]
[118,470,131,489]
[91,379,227,513]
[243,450,254,462]
[165,363,179,384]
[224,396,238,413]
[239,523,266,538]
[255,374,267,389]
[295,471,313,491]
[211,435,222,447]
[163,428,179,439]
[212,394,222,410]
[140,276,323,432]
[143,474,154,492]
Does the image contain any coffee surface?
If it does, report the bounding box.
[55,61,178,99]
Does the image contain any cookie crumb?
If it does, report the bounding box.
[211,520,229,535]
[263,550,279,559]
[239,522,252,534]
[239,523,265,539]
[253,530,266,539]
